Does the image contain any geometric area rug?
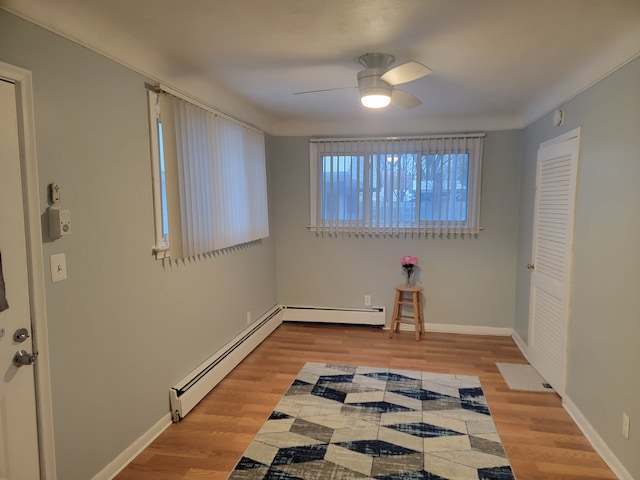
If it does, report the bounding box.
[227,362,516,479]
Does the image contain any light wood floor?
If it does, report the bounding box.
[116,323,616,480]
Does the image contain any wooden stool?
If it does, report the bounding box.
[389,285,424,341]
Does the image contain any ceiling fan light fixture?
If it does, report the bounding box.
[361,91,391,108]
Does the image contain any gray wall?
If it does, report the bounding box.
[1,12,277,480]
[515,57,640,477]
[271,131,521,328]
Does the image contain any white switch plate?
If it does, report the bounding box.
[364,295,371,306]
[50,253,67,282]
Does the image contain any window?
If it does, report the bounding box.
[148,93,169,252]
[148,88,269,259]
[310,135,484,235]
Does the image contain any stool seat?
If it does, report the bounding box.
[390,284,424,341]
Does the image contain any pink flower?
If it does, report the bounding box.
[400,255,418,266]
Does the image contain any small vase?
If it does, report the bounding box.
[404,268,414,286]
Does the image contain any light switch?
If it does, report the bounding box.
[50,253,67,282]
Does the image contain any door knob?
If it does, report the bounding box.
[527,264,535,270]
[13,349,37,367]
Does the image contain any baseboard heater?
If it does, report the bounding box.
[281,305,385,326]
[169,305,282,422]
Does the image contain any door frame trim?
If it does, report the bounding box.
[1,61,57,479]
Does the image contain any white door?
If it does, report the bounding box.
[0,79,41,479]
[527,129,580,396]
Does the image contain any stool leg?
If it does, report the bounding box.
[389,289,401,338]
[412,291,420,341]
[418,293,424,336]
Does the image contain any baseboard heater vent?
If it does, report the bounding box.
[169,306,282,422]
[281,305,385,326]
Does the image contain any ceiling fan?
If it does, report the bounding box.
[294,53,432,109]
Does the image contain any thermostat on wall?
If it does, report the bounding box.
[48,206,71,239]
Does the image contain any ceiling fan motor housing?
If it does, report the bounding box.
[357,68,392,98]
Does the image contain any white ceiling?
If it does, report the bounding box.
[2,0,640,136]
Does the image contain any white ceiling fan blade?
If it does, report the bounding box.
[390,89,422,109]
[293,86,355,95]
[380,61,432,86]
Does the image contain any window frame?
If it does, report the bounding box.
[148,90,170,258]
[309,135,484,236]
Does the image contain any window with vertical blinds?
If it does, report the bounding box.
[148,89,269,259]
[310,135,484,236]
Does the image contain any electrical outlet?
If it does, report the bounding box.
[364,295,371,306]
[622,413,630,439]
[246,311,252,325]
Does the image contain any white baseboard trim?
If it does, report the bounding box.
[563,396,633,480]
[422,323,513,336]
[387,323,513,336]
[511,330,531,362]
[91,412,172,480]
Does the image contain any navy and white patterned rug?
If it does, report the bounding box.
[227,363,515,479]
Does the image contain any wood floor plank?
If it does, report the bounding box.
[115,323,616,479]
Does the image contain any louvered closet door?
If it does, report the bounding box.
[528,131,580,396]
